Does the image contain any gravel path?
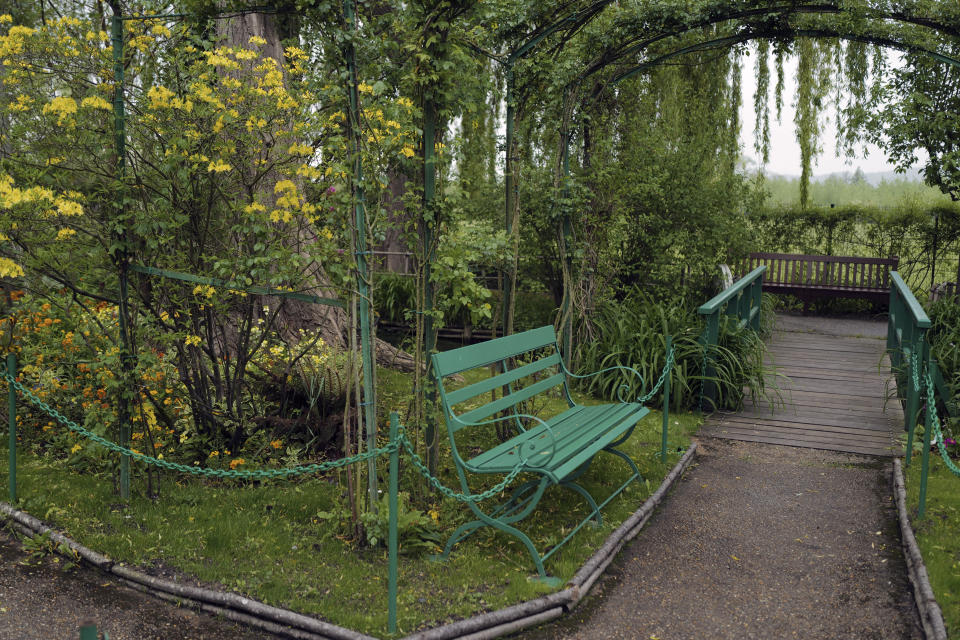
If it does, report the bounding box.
[0,531,274,640]
[523,438,923,640]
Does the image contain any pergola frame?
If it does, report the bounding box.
[464,1,960,361]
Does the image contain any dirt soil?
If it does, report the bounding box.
[522,438,923,640]
[0,530,275,640]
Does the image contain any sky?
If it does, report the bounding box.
[737,52,921,178]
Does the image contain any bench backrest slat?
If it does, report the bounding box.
[445,352,562,407]
[431,325,557,377]
[455,373,565,429]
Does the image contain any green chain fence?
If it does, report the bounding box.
[2,346,677,635]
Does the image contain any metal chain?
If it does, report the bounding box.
[2,370,392,479]
[912,348,921,392]
[397,427,524,503]
[637,345,675,404]
[924,370,960,478]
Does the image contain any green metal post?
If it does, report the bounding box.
[918,362,933,519]
[423,97,438,474]
[387,412,400,634]
[7,352,15,503]
[661,336,671,464]
[344,0,378,507]
[904,346,916,467]
[79,623,100,640]
[502,67,516,338]
[701,312,719,412]
[752,275,763,331]
[111,11,130,501]
[560,127,573,365]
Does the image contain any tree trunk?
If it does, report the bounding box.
[218,7,416,372]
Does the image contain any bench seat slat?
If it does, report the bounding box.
[455,373,565,428]
[467,403,650,483]
[444,353,562,407]
[432,326,557,377]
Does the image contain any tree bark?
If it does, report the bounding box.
[218,7,417,371]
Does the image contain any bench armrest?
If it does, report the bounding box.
[558,359,645,404]
[450,412,558,471]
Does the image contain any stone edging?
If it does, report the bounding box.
[0,442,699,640]
[892,459,948,640]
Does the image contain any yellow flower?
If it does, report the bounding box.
[287,143,313,156]
[401,145,415,158]
[184,335,201,347]
[274,180,296,194]
[56,228,76,240]
[248,35,267,46]
[80,96,112,111]
[147,85,175,109]
[270,439,283,449]
[0,257,23,279]
[209,450,219,457]
[150,24,172,38]
[42,96,78,126]
[70,443,82,454]
[207,160,232,173]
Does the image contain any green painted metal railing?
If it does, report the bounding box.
[698,266,766,411]
[888,271,931,466]
[887,272,960,518]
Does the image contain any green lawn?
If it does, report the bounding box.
[904,454,960,636]
[0,366,698,637]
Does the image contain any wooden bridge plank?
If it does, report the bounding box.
[702,316,902,456]
[698,425,897,456]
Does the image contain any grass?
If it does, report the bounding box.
[904,454,960,636]
[0,364,699,637]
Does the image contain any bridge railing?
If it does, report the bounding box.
[887,271,931,464]
[698,265,766,411]
[887,271,960,517]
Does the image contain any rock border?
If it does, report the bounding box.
[893,459,948,640]
[0,443,698,640]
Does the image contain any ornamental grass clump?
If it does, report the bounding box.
[576,287,776,412]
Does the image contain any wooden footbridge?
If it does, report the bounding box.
[701,315,903,456]
[695,254,932,458]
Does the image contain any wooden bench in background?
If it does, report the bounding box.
[744,252,898,311]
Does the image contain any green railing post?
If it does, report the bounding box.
[6,352,15,503]
[344,0,378,506]
[388,412,399,634]
[698,266,767,413]
[904,346,918,467]
[755,271,764,330]
[661,336,671,463]
[887,272,931,466]
[918,363,933,519]
[110,10,131,501]
[700,312,719,412]
[79,623,101,640]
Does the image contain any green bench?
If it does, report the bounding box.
[430,325,656,583]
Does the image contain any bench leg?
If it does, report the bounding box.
[434,477,558,582]
[558,459,603,527]
[560,479,602,527]
[604,445,643,481]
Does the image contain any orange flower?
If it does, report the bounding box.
[229,458,245,469]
